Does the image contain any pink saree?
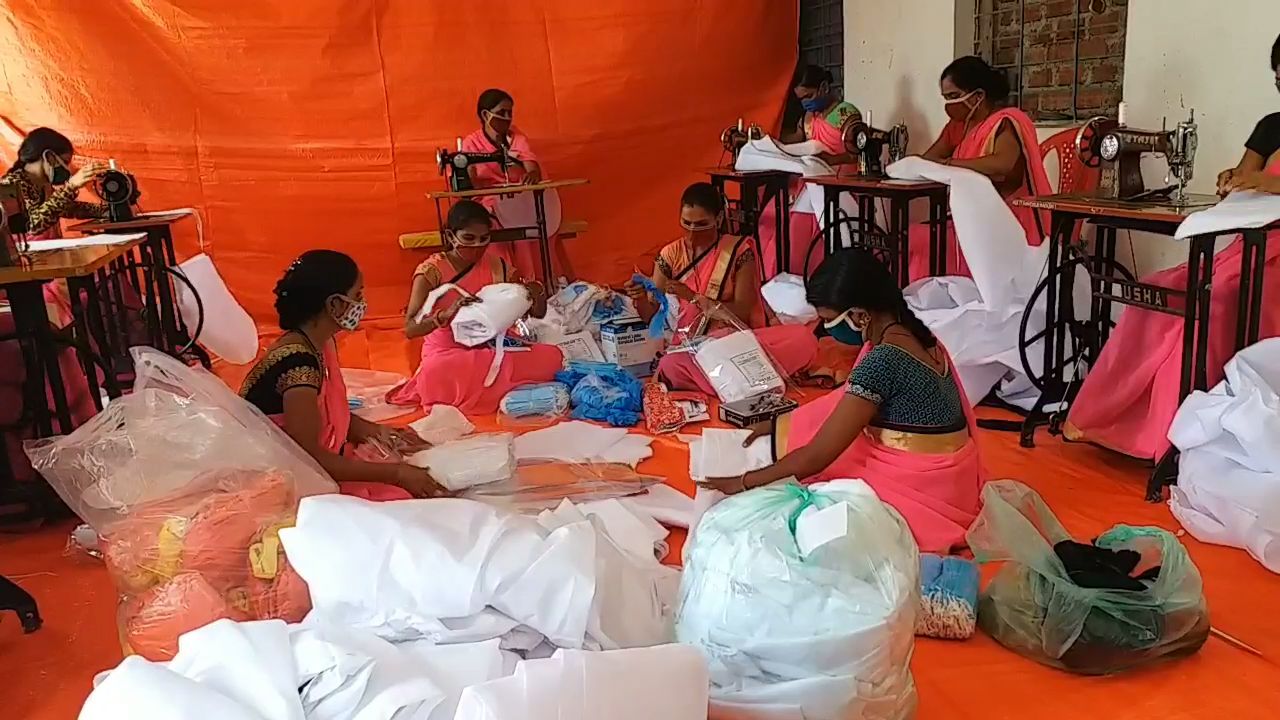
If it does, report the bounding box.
[387,251,564,414]
[654,234,818,394]
[907,108,1052,281]
[267,343,411,502]
[1064,160,1280,461]
[774,342,986,552]
[757,102,861,279]
[460,128,570,279]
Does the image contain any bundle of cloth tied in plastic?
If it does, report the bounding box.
[417,282,532,386]
[676,480,919,720]
[25,349,336,661]
[968,480,1210,675]
[671,304,789,404]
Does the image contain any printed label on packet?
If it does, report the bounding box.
[728,348,784,392]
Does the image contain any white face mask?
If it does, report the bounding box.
[943,90,979,107]
[332,294,367,331]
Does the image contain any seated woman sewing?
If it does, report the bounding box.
[626,182,818,394]
[698,249,985,553]
[388,200,564,415]
[758,65,863,278]
[240,250,449,500]
[1065,33,1280,464]
[907,55,1052,281]
[461,88,571,280]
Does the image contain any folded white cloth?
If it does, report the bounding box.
[408,433,516,491]
[1174,189,1280,240]
[1168,337,1280,573]
[761,274,817,324]
[514,421,654,467]
[694,331,787,403]
[735,136,836,178]
[688,428,773,481]
[409,404,476,445]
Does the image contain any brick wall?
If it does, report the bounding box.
[975,0,1127,121]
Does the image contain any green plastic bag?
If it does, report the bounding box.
[967,481,1209,675]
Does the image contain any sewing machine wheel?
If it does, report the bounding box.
[840,120,866,155]
[97,170,135,205]
[1075,116,1111,168]
[1017,253,1135,392]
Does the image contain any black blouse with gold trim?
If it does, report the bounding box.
[239,341,323,416]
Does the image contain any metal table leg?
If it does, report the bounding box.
[533,189,552,285]
[66,278,105,410]
[772,177,788,274]
[7,282,74,436]
[929,193,947,276]
[1237,228,1268,348]
[891,196,910,287]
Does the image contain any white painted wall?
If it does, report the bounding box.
[1122,0,1280,274]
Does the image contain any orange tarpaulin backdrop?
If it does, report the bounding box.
[0,0,797,320]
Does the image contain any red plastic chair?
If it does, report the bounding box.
[1040,126,1101,195]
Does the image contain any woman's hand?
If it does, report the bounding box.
[521,162,543,185]
[395,465,454,498]
[433,296,475,326]
[1226,170,1280,196]
[69,161,107,191]
[378,425,429,453]
[1217,168,1237,197]
[622,278,649,303]
[740,421,772,447]
[697,475,749,495]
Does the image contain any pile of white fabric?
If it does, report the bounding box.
[281,495,677,651]
[1168,337,1280,574]
[513,420,654,467]
[888,157,1053,408]
[81,619,709,720]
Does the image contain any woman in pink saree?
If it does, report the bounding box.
[909,56,1052,281]
[699,249,985,553]
[1066,43,1280,462]
[389,200,564,414]
[627,183,818,394]
[460,88,571,280]
[757,65,862,278]
[240,250,448,501]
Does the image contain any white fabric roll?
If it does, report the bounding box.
[175,253,259,365]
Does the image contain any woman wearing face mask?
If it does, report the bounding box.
[1065,33,1280,465]
[240,250,449,500]
[626,182,819,394]
[698,249,985,553]
[905,56,1052,281]
[459,88,571,279]
[389,200,564,414]
[1,127,108,237]
[758,65,863,278]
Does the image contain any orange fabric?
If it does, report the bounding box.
[0,1,796,321]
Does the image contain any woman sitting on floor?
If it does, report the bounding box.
[389,200,564,415]
[240,249,448,500]
[626,182,818,395]
[908,55,1052,281]
[699,249,985,553]
[1064,33,1280,464]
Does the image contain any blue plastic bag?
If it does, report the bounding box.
[555,360,644,427]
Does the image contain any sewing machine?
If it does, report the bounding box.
[1075,109,1198,205]
[841,116,909,178]
[719,118,764,164]
[95,162,142,222]
[436,138,516,193]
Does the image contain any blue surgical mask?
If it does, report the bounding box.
[823,312,864,346]
[801,97,825,113]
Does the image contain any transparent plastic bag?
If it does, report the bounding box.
[499,382,572,423]
[24,349,336,661]
[343,368,413,423]
[463,461,664,512]
[667,302,793,404]
[407,433,517,491]
[676,480,919,720]
[967,480,1210,675]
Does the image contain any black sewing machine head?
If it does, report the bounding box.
[436,139,515,193]
[841,118,909,178]
[95,167,142,222]
[719,119,763,164]
[1076,110,1198,205]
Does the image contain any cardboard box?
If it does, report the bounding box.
[718,393,798,428]
[600,316,662,378]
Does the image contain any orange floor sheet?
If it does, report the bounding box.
[2,325,1279,719]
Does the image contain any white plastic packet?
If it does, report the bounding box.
[409,405,475,445]
[693,330,786,403]
[408,433,516,491]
